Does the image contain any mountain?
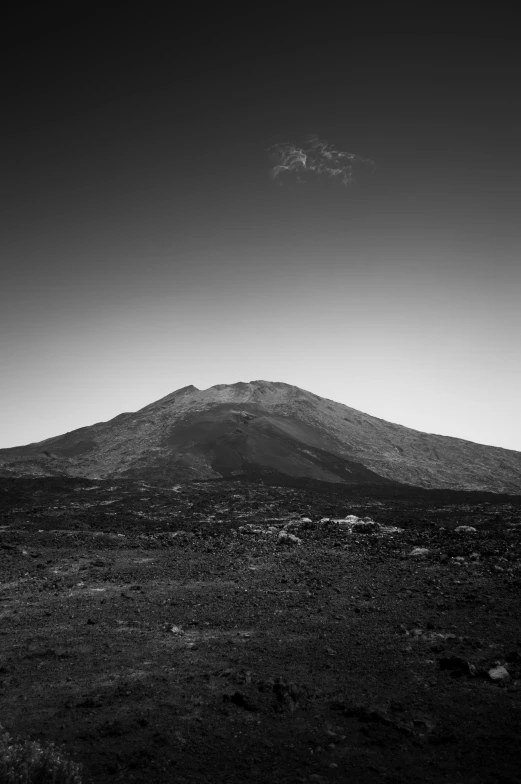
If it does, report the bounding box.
[1,380,520,493]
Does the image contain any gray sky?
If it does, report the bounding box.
[2,8,520,450]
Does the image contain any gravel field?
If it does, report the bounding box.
[1,477,521,784]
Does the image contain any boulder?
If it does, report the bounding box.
[277,531,302,546]
[410,547,430,557]
[488,665,510,682]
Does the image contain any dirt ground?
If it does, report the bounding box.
[1,478,521,784]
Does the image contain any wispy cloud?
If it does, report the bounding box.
[268,135,374,186]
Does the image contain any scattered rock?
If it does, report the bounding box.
[2,476,521,784]
[336,515,361,524]
[379,524,404,534]
[277,531,302,546]
[238,524,279,537]
[488,665,510,682]
[410,547,430,557]
[329,516,402,536]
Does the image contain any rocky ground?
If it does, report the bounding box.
[1,477,521,784]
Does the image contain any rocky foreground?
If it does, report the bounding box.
[1,478,521,783]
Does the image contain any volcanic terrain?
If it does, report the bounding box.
[1,476,521,784]
[1,380,520,493]
[1,382,521,784]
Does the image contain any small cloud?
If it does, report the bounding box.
[267,135,374,186]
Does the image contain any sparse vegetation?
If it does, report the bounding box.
[0,726,82,784]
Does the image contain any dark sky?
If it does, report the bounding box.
[2,3,520,449]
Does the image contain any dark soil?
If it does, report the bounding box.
[1,477,521,784]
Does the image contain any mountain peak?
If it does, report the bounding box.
[1,381,520,493]
[207,380,288,391]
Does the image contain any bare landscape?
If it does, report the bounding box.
[3,4,521,782]
[1,474,521,784]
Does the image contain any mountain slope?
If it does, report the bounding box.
[1,380,520,493]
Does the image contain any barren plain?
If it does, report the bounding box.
[1,477,521,783]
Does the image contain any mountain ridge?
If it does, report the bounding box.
[1,380,520,493]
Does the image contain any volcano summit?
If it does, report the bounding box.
[1,381,520,493]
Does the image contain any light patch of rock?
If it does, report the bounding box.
[410,547,430,557]
[277,531,302,546]
[488,665,510,682]
[238,524,279,537]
